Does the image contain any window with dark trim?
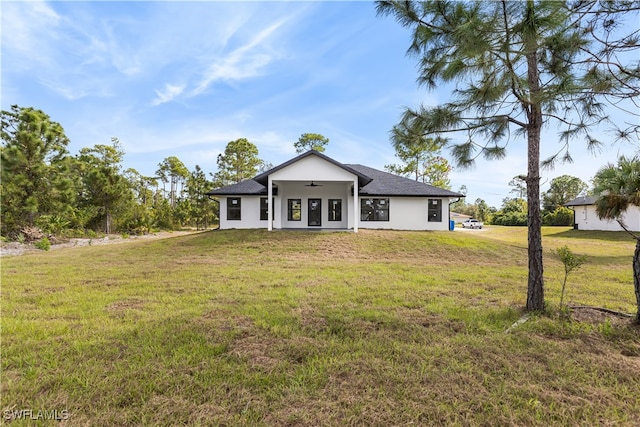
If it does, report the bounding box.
[288,199,302,221]
[260,197,274,221]
[428,199,442,222]
[227,197,241,220]
[328,199,342,221]
[361,198,389,221]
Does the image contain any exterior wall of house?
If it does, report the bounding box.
[218,196,265,229]
[274,182,351,229]
[572,205,640,231]
[218,184,353,230]
[270,155,358,182]
[358,197,451,231]
[347,193,356,230]
[218,194,453,231]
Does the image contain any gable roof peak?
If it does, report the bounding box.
[253,150,371,186]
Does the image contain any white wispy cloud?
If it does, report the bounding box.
[151,83,186,106]
[192,53,272,95]
[191,19,287,96]
[2,1,61,67]
[148,13,292,107]
[2,1,140,101]
[36,77,90,101]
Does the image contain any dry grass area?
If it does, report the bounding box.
[0,230,199,257]
[2,227,639,426]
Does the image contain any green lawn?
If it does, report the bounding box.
[2,227,639,426]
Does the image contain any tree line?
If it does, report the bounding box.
[452,174,594,227]
[0,105,334,240]
[0,105,209,238]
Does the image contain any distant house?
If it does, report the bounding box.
[565,195,640,231]
[450,212,472,224]
[207,150,463,232]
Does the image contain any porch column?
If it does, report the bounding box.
[353,178,359,233]
[268,176,273,231]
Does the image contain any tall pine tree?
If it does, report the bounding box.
[1,105,74,235]
[212,138,263,188]
[77,138,131,234]
[377,0,639,311]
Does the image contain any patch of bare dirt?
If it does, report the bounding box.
[106,299,146,312]
[295,305,329,331]
[0,230,201,257]
[317,234,360,260]
[231,335,281,370]
[569,305,634,326]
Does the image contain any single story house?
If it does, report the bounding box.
[207,150,463,232]
[450,212,472,224]
[565,195,640,231]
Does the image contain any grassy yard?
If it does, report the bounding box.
[2,227,639,426]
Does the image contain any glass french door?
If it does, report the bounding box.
[308,199,322,226]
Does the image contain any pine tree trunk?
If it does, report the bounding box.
[171,176,176,208]
[634,238,640,323]
[105,208,111,235]
[524,23,545,311]
[526,124,544,311]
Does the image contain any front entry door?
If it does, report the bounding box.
[308,199,322,227]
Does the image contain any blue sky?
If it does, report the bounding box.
[2,1,638,207]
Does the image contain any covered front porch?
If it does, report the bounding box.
[254,151,370,232]
[266,179,359,232]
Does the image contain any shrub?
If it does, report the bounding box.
[543,207,574,226]
[35,215,71,235]
[490,211,528,226]
[34,237,51,251]
[60,228,87,239]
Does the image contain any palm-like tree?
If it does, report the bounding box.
[593,156,640,323]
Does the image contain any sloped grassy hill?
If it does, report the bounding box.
[2,228,638,426]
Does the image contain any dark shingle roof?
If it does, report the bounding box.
[565,195,597,206]
[206,151,464,198]
[206,179,266,195]
[347,164,463,197]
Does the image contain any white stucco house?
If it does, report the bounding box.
[450,212,472,224]
[565,195,640,231]
[206,150,463,232]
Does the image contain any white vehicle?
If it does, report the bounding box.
[462,219,483,229]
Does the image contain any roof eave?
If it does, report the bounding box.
[205,190,267,196]
[359,193,464,198]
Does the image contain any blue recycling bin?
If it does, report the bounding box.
[449,220,455,231]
